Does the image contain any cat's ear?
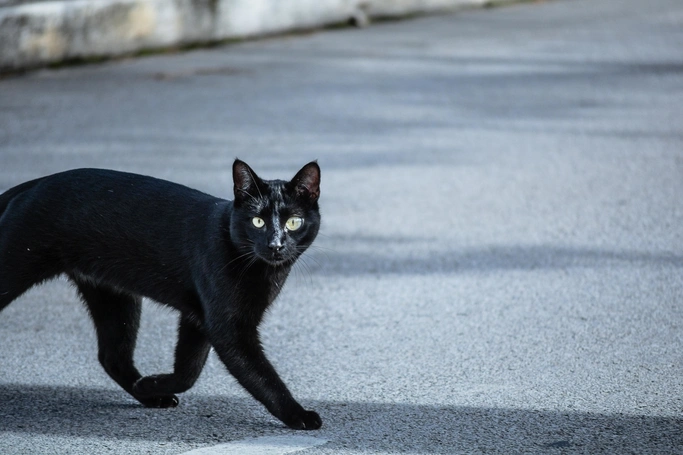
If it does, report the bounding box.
[290,161,320,203]
[233,159,262,204]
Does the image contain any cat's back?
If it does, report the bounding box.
[42,168,212,200]
[20,168,218,207]
[3,168,227,231]
[0,168,233,270]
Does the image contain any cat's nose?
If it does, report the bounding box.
[268,238,284,252]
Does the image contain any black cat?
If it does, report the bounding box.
[0,160,322,430]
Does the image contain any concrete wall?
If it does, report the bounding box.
[0,0,497,72]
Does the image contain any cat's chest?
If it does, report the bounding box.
[224,266,289,306]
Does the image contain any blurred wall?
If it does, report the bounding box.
[0,0,499,71]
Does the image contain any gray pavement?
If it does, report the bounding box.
[1,0,682,453]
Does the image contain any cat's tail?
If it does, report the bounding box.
[0,177,46,222]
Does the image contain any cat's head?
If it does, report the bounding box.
[230,159,321,267]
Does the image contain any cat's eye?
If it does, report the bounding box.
[252,217,265,228]
[285,217,303,231]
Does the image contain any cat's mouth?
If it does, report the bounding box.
[259,251,292,267]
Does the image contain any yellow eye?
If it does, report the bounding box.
[285,217,303,231]
[252,217,265,228]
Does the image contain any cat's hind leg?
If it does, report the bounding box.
[0,271,33,313]
[132,315,211,399]
[0,279,28,313]
[0,248,61,313]
[0,177,57,312]
[71,276,179,408]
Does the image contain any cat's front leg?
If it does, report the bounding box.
[210,324,321,430]
[133,315,211,402]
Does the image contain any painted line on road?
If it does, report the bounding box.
[180,435,329,455]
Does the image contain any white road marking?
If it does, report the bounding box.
[180,435,329,455]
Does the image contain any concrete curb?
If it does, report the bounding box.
[0,0,503,72]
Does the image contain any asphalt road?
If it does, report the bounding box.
[1,0,682,453]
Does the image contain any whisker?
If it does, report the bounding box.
[296,246,331,269]
[296,249,324,270]
[218,249,255,274]
[292,256,314,287]
[216,239,258,276]
[234,255,259,288]
[300,243,336,255]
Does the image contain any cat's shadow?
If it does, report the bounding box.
[0,383,680,453]
[0,383,269,442]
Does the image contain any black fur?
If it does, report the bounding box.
[0,160,322,430]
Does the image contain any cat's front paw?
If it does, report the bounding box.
[282,409,322,430]
[133,375,166,397]
[132,376,179,408]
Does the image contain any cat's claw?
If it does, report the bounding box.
[283,409,322,430]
